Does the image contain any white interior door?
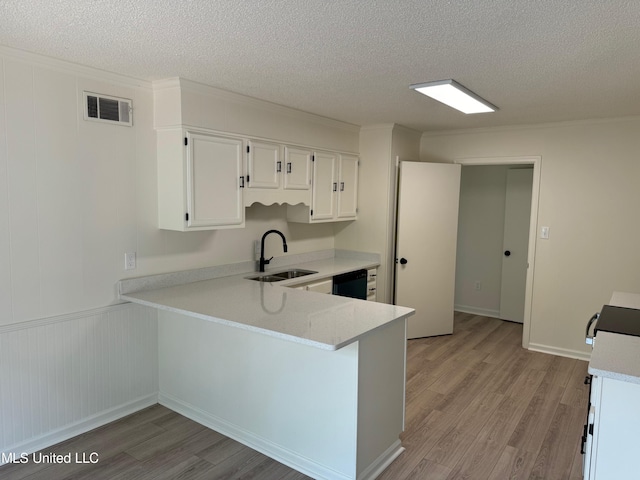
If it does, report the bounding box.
[395,161,461,338]
[499,168,533,322]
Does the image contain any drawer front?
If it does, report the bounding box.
[367,268,377,301]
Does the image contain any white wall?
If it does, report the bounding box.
[0,47,358,456]
[455,165,510,316]
[421,118,640,358]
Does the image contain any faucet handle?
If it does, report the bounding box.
[265,256,273,265]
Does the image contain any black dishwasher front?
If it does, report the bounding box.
[332,269,367,299]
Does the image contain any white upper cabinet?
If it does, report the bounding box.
[287,152,358,223]
[246,140,281,189]
[283,146,313,191]
[337,154,359,219]
[310,151,338,221]
[157,128,245,231]
[244,142,312,206]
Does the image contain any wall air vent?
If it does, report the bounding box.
[83,91,133,126]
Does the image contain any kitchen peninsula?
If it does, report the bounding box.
[118,251,415,480]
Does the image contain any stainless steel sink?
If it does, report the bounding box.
[246,269,317,282]
[247,275,288,282]
[272,269,317,279]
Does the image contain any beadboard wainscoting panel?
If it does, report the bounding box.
[0,303,158,458]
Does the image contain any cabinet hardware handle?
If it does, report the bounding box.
[333,182,337,192]
[287,162,292,174]
[276,161,282,172]
[239,176,245,188]
[340,182,345,191]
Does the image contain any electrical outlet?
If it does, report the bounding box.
[124,252,136,270]
[474,281,481,291]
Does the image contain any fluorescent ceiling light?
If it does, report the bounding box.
[410,79,497,114]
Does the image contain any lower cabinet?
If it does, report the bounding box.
[366,268,377,301]
[583,374,640,479]
[293,278,333,294]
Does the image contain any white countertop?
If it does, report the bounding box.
[119,253,415,351]
[588,291,640,383]
[588,331,640,384]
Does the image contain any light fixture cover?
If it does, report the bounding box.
[410,79,497,114]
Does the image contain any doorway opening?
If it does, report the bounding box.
[454,157,541,348]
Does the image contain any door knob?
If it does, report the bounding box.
[504,250,511,257]
[399,258,408,265]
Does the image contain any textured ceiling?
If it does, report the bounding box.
[2,1,640,132]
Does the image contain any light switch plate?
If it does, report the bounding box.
[540,226,550,239]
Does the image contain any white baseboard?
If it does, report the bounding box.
[357,440,404,480]
[159,393,353,480]
[1,394,158,465]
[454,304,501,318]
[528,343,591,361]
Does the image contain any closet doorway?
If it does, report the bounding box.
[454,157,540,347]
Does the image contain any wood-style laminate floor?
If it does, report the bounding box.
[0,313,589,480]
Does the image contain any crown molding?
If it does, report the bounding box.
[360,123,421,136]
[360,123,395,132]
[0,44,152,89]
[392,123,423,137]
[421,114,640,137]
[151,77,181,90]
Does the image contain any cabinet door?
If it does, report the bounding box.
[283,146,312,191]
[187,132,244,228]
[591,377,640,479]
[247,140,281,189]
[311,151,337,221]
[583,405,595,479]
[337,154,359,219]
